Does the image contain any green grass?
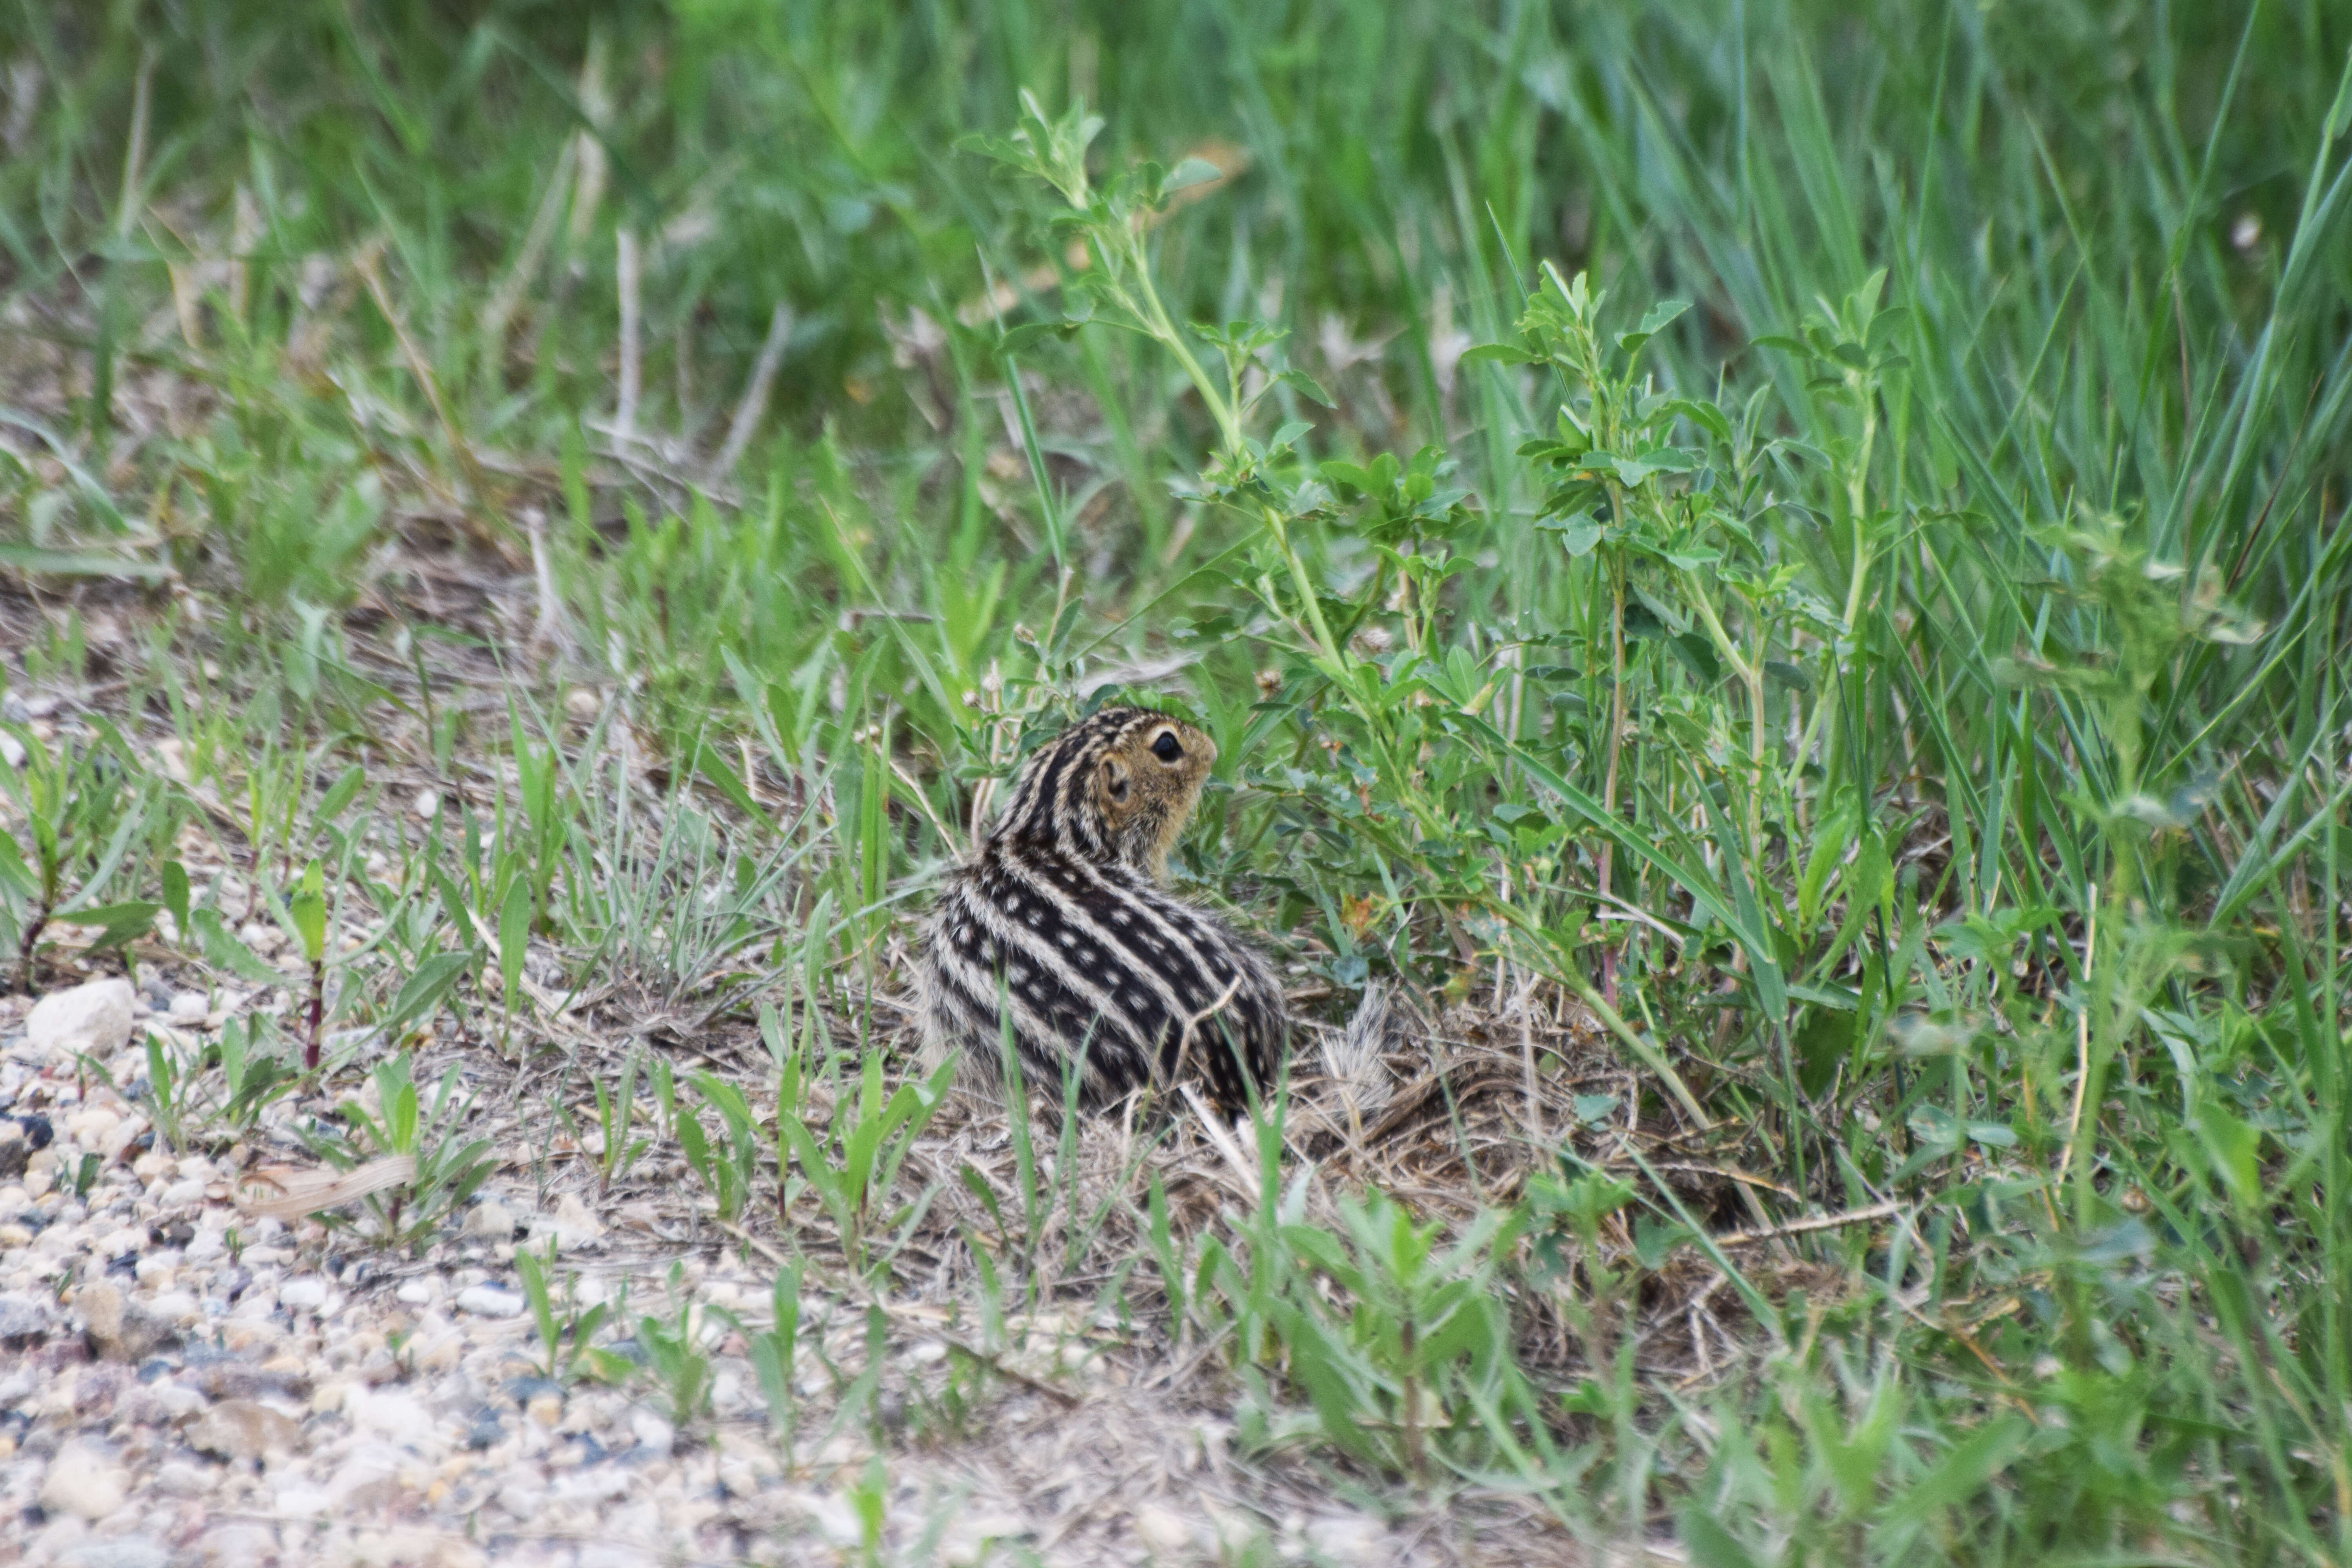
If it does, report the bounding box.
[3,0,2351,1560]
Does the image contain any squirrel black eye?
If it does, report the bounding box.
[1151,730,1183,762]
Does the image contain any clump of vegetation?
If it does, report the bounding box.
[1,0,2347,1559]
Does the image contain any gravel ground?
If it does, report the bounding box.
[0,978,1562,1568]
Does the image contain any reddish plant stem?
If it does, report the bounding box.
[17,903,47,995]
[304,959,325,1069]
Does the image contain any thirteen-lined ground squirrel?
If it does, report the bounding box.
[918,706,1287,1116]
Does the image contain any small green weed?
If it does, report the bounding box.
[513,1242,630,1387]
[305,1052,495,1252]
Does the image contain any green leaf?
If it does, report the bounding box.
[1162,156,1223,193]
[287,860,328,964]
[0,544,170,581]
[1275,368,1334,407]
[1659,397,1734,446]
[0,833,31,900]
[192,908,285,985]
[2195,1103,2263,1209]
[692,740,777,835]
[1459,342,1544,365]
[316,765,366,824]
[1677,1509,1764,1568]
[1608,448,1699,486]
[58,900,158,954]
[1865,304,1912,353]
[1555,515,1605,556]
[1881,1415,2029,1525]
[380,950,474,1042]
[499,877,532,1007]
[1618,298,1690,355]
[2328,50,2352,139]
[995,319,1084,359]
[160,860,190,936]
[1666,632,1723,684]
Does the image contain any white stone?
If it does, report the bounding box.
[942,1512,1031,1566]
[25,979,135,1062]
[1134,1504,1196,1555]
[577,1546,656,1568]
[525,1194,605,1250]
[550,1466,633,1503]
[273,1478,333,1516]
[347,1388,440,1449]
[279,1276,329,1310]
[324,1445,405,1507]
[804,1489,865,1550]
[166,992,209,1026]
[39,1439,129,1519]
[454,1285,524,1318]
[67,1107,122,1146]
[191,1399,302,1461]
[1303,1515,1387,1557]
[627,1406,674,1452]
[152,1460,212,1498]
[199,1524,282,1564]
[494,1468,547,1518]
[147,1381,205,1420]
[463,1200,514,1240]
[144,1290,201,1326]
[59,1535,169,1568]
[96,1225,146,1257]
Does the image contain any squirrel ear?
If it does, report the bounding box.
[1101,757,1131,801]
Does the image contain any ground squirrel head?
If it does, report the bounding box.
[991,706,1216,879]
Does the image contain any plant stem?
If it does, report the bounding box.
[1597,553,1628,1001]
[305,958,325,1069]
[17,901,47,994]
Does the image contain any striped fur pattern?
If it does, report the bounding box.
[919,707,1286,1116]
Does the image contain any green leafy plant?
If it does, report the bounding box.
[214,1014,299,1133]
[304,1052,495,1252]
[777,1049,955,1276]
[0,724,156,990]
[513,1241,629,1386]
[590,1050,651,1192]
[632,1261,713,1435]
[677,1070,761,1224]
[728,1262,804,1459]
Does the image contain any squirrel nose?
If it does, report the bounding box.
[1199,734,1219,766]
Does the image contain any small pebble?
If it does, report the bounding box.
[58,1537,170,1568]
[456,1285,525,1318]
[40,1437,130,1519]
[628,1407,675,1453]
[465,1200,515,1240]
[279,1276,330,1311]
[26,979,136,1062]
